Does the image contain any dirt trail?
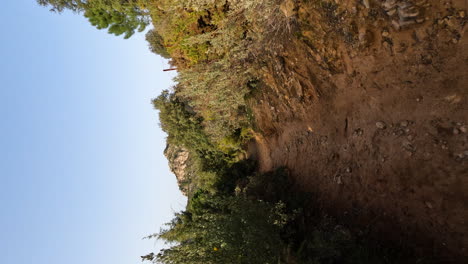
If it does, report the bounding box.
[252,0,468,262]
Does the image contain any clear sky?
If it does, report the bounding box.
[0,1,186,264]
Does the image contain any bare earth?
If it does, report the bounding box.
[250,0,467,262]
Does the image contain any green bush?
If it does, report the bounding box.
[146,29,171,58]
[153,193,287,264]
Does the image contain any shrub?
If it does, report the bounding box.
[145,29,171,58]
[153,193,287,264]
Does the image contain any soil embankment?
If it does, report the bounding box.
[252,0,468,262]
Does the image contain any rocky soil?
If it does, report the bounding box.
[250,0,467,262]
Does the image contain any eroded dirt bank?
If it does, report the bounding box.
[251,0,467,262]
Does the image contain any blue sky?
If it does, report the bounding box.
[0,1,186,264]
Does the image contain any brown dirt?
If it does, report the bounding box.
[251,0,468,262]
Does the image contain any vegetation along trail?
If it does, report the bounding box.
[38,0,467,263]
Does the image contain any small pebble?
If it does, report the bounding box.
[376,121,387,129]
[407,135,414,141]
[387,9,397,16]
[453,128,460,135]
[337,176,343,185]
[459,126,467,133]
[401,120,409,127]
[362,0,370,9]
[382,31,390,37]
[425,202,433,209]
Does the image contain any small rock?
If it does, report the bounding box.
[461,126,468,133]
[445,18,456,28]
[407,134,414,141]
[362,0,370,9]
[346,167,352,173]
[382,31,390,37]
[405,128,410,133]
[416,18,425,23]
[402,140,415,152]
[398,19,416,28]
[398,5,420,19]
[382,0,397,11]
[401,120,409,127]
[460,11,466,18]
[354,129,364,136]
[453,128,460,135]
[452,38,458,44]
[376,121,387,129]
[337,176,343,185]
[387,9,397,16]
[425,201,433,209]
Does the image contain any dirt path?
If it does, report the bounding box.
[252,0,468,262]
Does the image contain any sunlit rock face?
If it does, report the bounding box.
[164,144,191,196]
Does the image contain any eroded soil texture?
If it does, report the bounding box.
[250,0,468,262]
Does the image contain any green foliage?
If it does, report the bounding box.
[147,0,286,142]
[174,58,255,142]
[84,1,148,39]
[38,0,149,39]
[153,89,234,193]
[84,5,147,38]
[154,193,286,264]
[145,29,171,58]
[36,0,86,12]
[152,90,216,155]
[153,7,217,67]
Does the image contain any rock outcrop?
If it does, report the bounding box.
[164,144,191,196]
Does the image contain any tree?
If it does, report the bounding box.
[37,0,149,39]
[153,193,286,264]
[146,29,171,58]
[84,5,147,39]
[36,0,87,12]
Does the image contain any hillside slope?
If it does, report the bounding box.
[250,0,467,262]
